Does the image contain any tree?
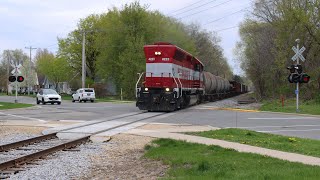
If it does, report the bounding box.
[0,52,8,91]
[186,24,233,79]
[58,14,101,81]
[237,0,320,99]
[95,1,198,98]
[36,49,72,91]
[57,1,232,99]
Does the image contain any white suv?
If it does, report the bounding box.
[36,89,61,105]
[72,88,95,103]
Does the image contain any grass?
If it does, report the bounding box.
[260,98,320,115]
[189,128,320,157]
[0,102,33,110]
[144,139,320,179]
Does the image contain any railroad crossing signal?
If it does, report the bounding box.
[287,65,310,84]
[17,76,24,82]
[9,76,16,82]
[10,63,22,75]
[8,76,24,82]
[300,73,310,83]
[292,46,305,62]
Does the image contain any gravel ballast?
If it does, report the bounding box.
[0,126,168,180]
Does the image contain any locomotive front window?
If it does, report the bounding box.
[173,50,185,61]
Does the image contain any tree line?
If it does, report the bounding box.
[0,1,233,99]
[236,0,320,100]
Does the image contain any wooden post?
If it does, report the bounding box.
[280,95,284,107]
[121,88,123,101]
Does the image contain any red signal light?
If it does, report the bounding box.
[300,74,310,83]
[17,76,24,82]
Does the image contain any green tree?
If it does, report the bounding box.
[187,24,233,79]
[237,0,320,99]
[36,49,72,90]
[95,1,197,98]
[57,1,232,99]
[58,14,101,81]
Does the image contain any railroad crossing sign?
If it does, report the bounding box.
[10,63,22,75]
[292,46,306,62]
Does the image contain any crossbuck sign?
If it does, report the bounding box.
[292,46,306,62]
[10,62,22,75]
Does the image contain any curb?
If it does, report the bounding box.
[196,106,320,117]
[259,110,320,118]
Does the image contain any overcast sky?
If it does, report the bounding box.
[0,0,252,75]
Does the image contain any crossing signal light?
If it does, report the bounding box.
[287,65,296,73]
[288,73,310,83]
[17,76,24,82]
[287,64,303,74]
[287,65,294,73]
[9,76,16,82]
[300,73,310,83]
[288,73,299,83]
[295,64,303,74]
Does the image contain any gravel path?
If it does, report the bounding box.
[0,126,167,180]
[202,93,261,110]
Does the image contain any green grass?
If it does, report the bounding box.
[61,95,73,101]
[260,98,320,115]
[189,128,320,157]
[0,102,33,110]
[144,139,320,179]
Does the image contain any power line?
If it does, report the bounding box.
[204,6,250,25]
[173,0,218,17]
[214,25,239,32]
[168,0,204,15]
[178,0,234,20]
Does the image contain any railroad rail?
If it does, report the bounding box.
[0,112,165,178]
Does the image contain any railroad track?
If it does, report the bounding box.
[0,112,165,178]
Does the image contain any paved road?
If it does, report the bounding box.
[1,96,320,140]
[0,96,138,121]
[157,105,320,140]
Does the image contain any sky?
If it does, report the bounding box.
[0,0,253,75]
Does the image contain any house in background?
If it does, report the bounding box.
[36,74,72,94]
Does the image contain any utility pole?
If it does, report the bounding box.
[25,46,37,95]
[7,51,10,95]
[82,32,86,88]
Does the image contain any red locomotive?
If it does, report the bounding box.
[136,42,247,111]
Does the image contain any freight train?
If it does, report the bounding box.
[136,42,247,111]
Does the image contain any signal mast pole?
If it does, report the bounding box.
[295,39,300,113]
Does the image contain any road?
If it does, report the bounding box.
[0,96,137,121]
[1,96,320,140]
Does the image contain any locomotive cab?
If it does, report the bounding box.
[136,42,204,111]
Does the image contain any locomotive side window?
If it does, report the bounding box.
[173,50,185,61]
[194,64,200,71]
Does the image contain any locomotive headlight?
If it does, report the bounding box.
[155,51,161,56]
[165,88,170,92]
[144,88,149,91]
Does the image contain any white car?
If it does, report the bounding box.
[72,88,95,103]
[36,89,61,105]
